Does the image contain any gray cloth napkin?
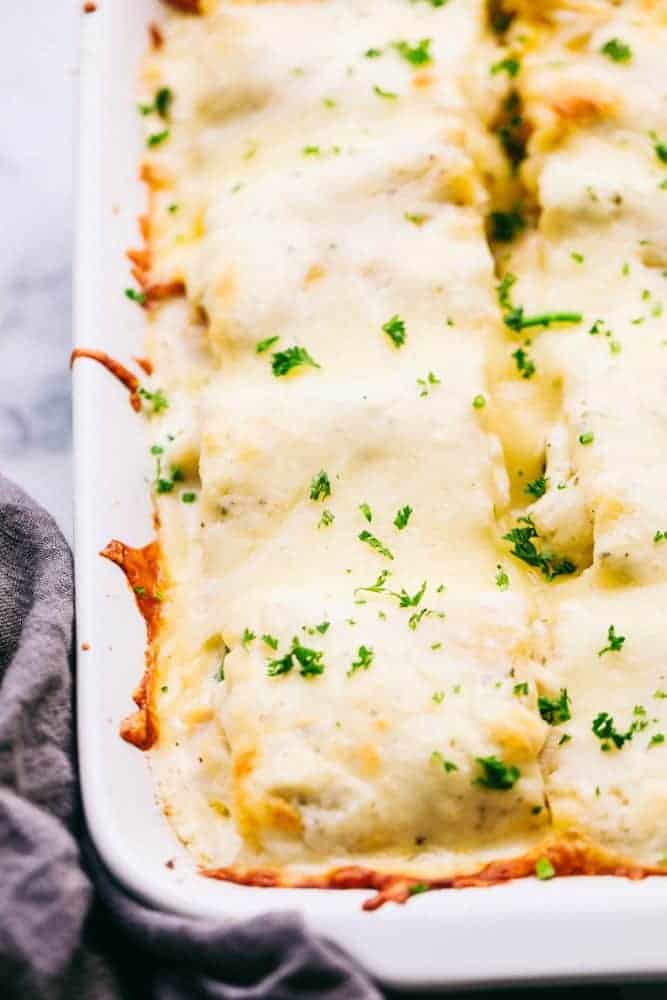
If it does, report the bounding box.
[0,473,382,1000]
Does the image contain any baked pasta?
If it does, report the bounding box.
[90,0,667,907]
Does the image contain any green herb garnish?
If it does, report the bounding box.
[359,530,394,560]
[271,345,320,377]
[598,625,625,657]
[394,505,413,530]
[348,645,374,677]
[382,314,406,347]
[503,516,576,580]
[309,470,331,501]
[538,689,571,725]
[475,756,520,790]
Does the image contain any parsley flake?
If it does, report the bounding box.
[431,750,458,773]
[496,564,509,590]
[535,857,555,880]
[525,475,548,499]
[382,314,406,347]
[393,505,413,530]
[491,57,520,78]
[348,645,374,677]
[359,530,394,560]
[393,38,432,66]
[256,335,280,354]
[268,638,326,678]
[309,470,331,502]
[475,756,520,790]
[503,515,576,580]
[359,503,373,523]
[374,85,398,100]
[598,625,625,656]
[538,688,571,725]
[600,38,632,63]
[272,345,320,377]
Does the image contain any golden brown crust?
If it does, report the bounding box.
[101,540,162,750]
[202,836,666,911]
[160,0,202,13]
[70,349,142,411]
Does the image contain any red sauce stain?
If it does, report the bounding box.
[202,837,666,911]
[149,22,164,48]
[70,349,142,412]
[101,540,162,750]
[161,0,202,12]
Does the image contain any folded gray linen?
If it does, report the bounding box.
[0,473,382,1000]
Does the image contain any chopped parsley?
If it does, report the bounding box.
[262,634,279,650]
[504,308,582,333]
[393,38,432,66]
[374,85,398,100]
[139,386,169,413]
[525,475,547,499]
[241,628,255,647]
[302,145,320,156]
[348,645,374,677]
[355,569,392,596]
[405,212,430,226]
[597,624,625,657]
[513,682,529,696]
[359,530,394,560]
[318,510,335,528]
[271,345,320,377]
[139,86,173,119]
[417,371,441,397]
[181,492,197,503]
[489,209,525,242]
[512,346,536,379]
[474,756,520,790]
[592,711,635,751]
[147,130,170,148]
[651,131,667,165]
[571,252,584,264]
[382,314,406,347]
[408,883,430,896]
[491,56,520,78]
[650,733,665,747]
[503,515,576,580]
[579,431,594,445]
[364,47,383,58]
[431,750,458,773]
[256,335,280,354]
[600,38,632,63]
[433,690,445,704]
[655,530,667,543]
[268,638,326,678]
[472,394,486,411]
[497,272,516,309]
[394,505,413,530]
[496,564,509,590]
[394,581,427,608]
[538,688,571,725]
[359,502,373,523]
[535,857,555,881]
[309,470,331,502]
[125,287,146,305]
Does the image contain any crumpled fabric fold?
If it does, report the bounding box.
[0,474,381,1000]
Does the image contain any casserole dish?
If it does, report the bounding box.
[73,0,667,989]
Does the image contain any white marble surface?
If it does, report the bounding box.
[0,0,78,538]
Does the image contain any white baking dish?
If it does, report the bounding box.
[72,1,667,989]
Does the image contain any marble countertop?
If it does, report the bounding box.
[1,0,77,539]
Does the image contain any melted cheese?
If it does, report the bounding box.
[131,0,667,880]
